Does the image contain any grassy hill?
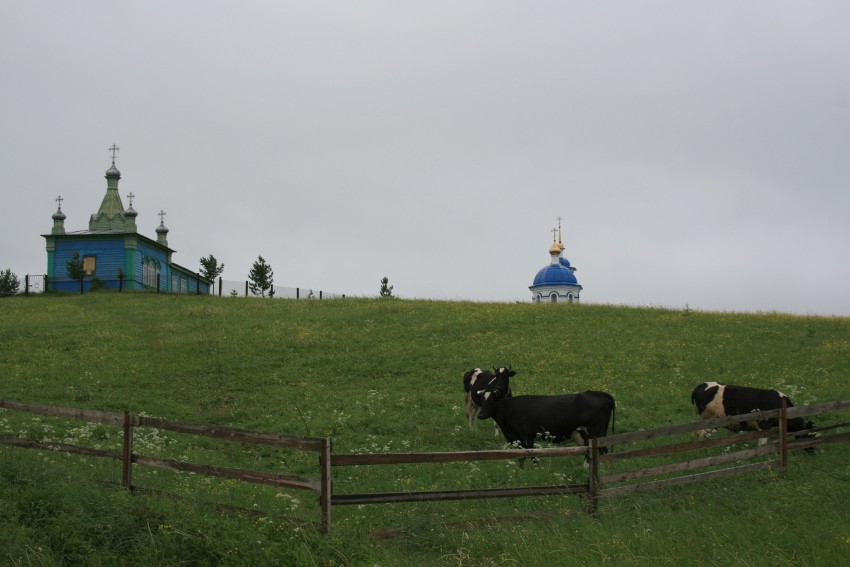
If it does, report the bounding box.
[1,293,849,566]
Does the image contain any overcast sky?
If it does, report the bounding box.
[2,2,848,316]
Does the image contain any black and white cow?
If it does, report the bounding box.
[463,367,514,433]
[691,381,814,442]
[473,368,615,463]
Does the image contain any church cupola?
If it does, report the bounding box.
[124,192,138,232]
[156,210,169,246]
[51,195,66,235]
[90,144,130,232]
[529,217,582,303]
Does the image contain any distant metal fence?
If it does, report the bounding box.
[216,278,345,299]
[25,274,205,295]
[22,275,345,299]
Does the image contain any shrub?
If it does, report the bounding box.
[0,268,20,296]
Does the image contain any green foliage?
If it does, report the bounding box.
[89,276,107,291]
[199,254,225,281]
[0,295,848,565]
[0,268,20,296]
[379,276,394,298]
[65,251,85,283]
[248,255,273,297]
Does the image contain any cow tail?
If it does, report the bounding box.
[608,396,616,454]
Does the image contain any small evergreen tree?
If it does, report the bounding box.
[0,268,20,296]
[248,255,274,297]
[199,255,225,282]
[66,251,86,293]
[379,276,394,298]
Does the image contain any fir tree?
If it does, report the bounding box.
[379,276,394,298]
[248,256,274,297]
[199,254,225,282]
[0,268,20,297]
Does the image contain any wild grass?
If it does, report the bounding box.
[1,293,849,565]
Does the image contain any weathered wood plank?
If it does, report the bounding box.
[601,444,776,484]
[598,411,783,447]
[332,445,588,467]
[597,400,850,449]
[599,429,771,463]
[0,400,124,425]
[788,431,850,452]
[133,455,321,492]
[136,416,325,452]
[0,437,122,460]
[786,400,850,419]
[599,461,777,498]
[332,484,587,505]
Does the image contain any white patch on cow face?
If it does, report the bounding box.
[469,369,484,387]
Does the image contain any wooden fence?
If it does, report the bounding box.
[1,399,848,533]
[0,400,332,532]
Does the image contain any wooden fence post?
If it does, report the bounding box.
[779,397,788,476]
[587,438,599,515]
[319,437,332,533]
[122,411,134,490]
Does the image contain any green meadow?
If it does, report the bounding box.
[1,293,849,566]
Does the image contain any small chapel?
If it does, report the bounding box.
[43,146,210,293]
[529,219,582,303]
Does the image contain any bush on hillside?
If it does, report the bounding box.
[0,268,20,296]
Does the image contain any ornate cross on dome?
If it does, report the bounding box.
[556,216,563,243]
[158,210,166,224]
[551,227,558,242]
[55,195,63,211]
[108,144,120,163]
[127,192,135,207]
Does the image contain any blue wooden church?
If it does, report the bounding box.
[43,147,210,293]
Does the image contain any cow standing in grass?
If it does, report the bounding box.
[691,381,814,450]
[473,367,615,464]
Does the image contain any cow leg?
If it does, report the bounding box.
[465,393,478,432]
[571,429,586,446]
[517,438,535,468]
[692,428,710,440]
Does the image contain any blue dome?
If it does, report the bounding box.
[532,263,578,286]
[559,257,571,269]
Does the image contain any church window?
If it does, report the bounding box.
[142,256,161,289]
[83,256,96,275]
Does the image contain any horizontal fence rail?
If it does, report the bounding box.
[0,400,333,532]
[1,398,848,533]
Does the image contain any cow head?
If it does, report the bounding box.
[493,366,516,380]
[476,367,514,420]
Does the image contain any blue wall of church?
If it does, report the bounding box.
[50,238,126,292]
[48,237,209,294]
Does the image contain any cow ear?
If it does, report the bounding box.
[509,370,516,377]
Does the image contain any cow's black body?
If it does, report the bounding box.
[472,368,615,459]
[691,381,812,434]
[479,391,616,451]
[691,382,815,457]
